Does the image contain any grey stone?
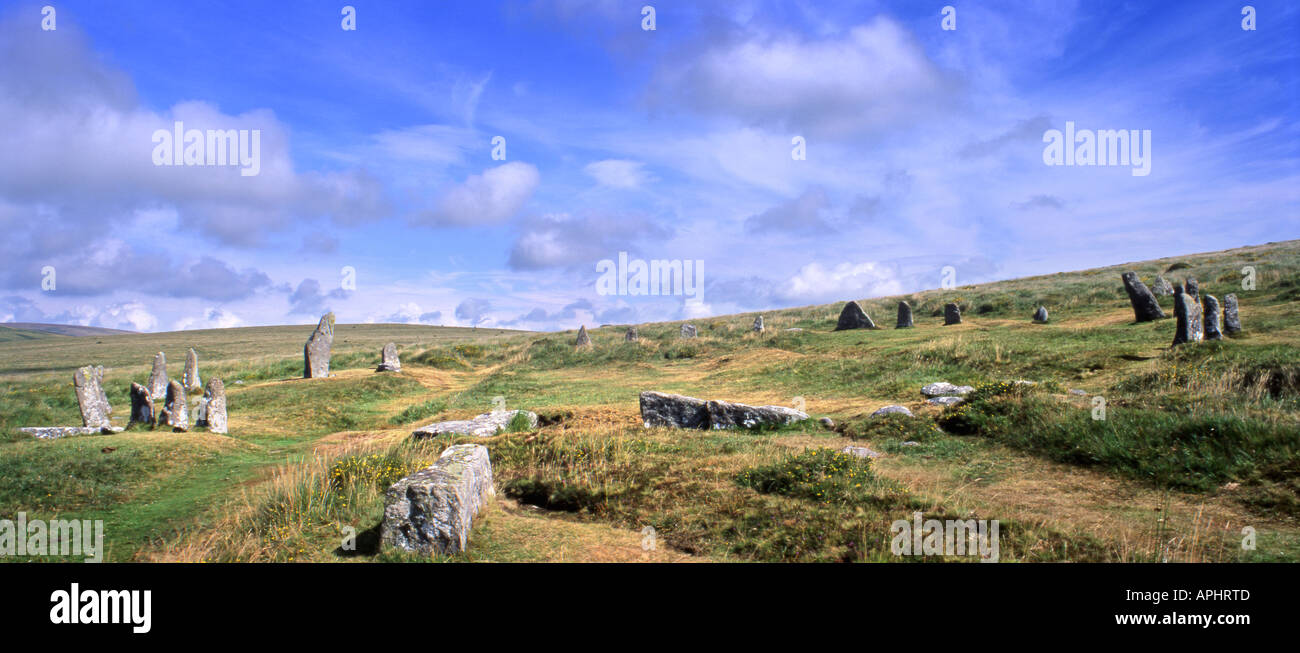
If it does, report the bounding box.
[1069,389,1088,396]
[783,328,803,332]
[303,313,335,378]
[1184,278,1200,303]
[1223,293,1242,335]
[1152,276,1176,296]
[574,325,592,348]
[1183,279,1203,338]
[896,301,913,328]
[19,426,122,439]
[899,441,921,447]
[73,365,111,429]
[129,382,154,427]
[834,301,876,331]
[752,316,765,333]
[625,326,638,342]
[377,342,401,372]
[147,351,168,400]
[871,405,913,418]
[819,417,834,428]
[1172,289,1203,346]
[412,410,538,439]
[840,446,882,459]
[158,380,188,431]
[927,396,965,407]
[921,382,974,397]
[381,444,494,556]
[1033,306,1049,323]
[203,379,228,434]
[183,348,202,392]
[1203,295,1223,340]
[638,391,809,430]
[680,323,697,339]
[1121,272,1165,322]
[943,303,962,325]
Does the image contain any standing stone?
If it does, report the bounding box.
[1183,278,1203,338]
[203,379,227,434]
[1172,290,1203,346]
[158,380,188,431]
[147,351,169,400]
[896,301,913,328]
[1121,272,1165,322]
[303,313,335,378]
[377,342,401,372]
[1203,295,1223,340]
[1223,293,1242,335]
[183,348,202,392]
[1033,306,1049,323]
[680,323,697,339]
[73,365,111,429]
[574,325,592,347]
[129,382,154,427]
[1184,278,1200,304]
[381,444,494,555]
[752,316,765,333]
[943,303,962,325]
[834,301,876,331]
[625,326,639,342]
[1152,276,1176,296]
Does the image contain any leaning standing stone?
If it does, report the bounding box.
[129,382,154,427]
[303,312,335,378]
[896,301,913,328]
[73,365,111,429]
[943,303,962,325]
[574,325,592,347]
[834,301,876,330]
[381,444,494,556]
[1033,306,1049,323]
[377,342,401,372]
[1203,295,1223,340]
[158,380,188,431]
[147,351,169,400]
[183,348,202,392]
[1223,294,1242,335]
[203,379,227,434]
[752,316,765,333]
[625,326,638,342]
[1121,272,1165,322]
[680,323,697,338]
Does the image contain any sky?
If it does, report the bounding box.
[1,0,1297,332]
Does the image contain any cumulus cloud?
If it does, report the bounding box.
[416,162,540,226]
[377,302,443,325]
[744,187,837,235]
[507,212,673,270]
[288,279,351,315]
[454,298,492,325]
[584,159,653,189]
[174,307,244,331]
[774,261,904,305]
[500,299,593,327]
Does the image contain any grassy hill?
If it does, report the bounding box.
[1,240,1297,563]
[0,322,135,338]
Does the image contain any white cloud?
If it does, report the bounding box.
[775,261,904,305]
[584,159,652,189]
[174,308,243,331]
[417,162,540,226]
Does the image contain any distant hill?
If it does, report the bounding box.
[0,322,135,337]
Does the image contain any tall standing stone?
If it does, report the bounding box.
[304,313,335,378]
[183,348,202,392]
[943,303,962,325]
[1203,295,1223,340]
[158,380,188,431]
[203,379,227,434]
[680,324,697,339]
[1223,293,1242,335]
[896,301,913,328]
[147,351,169,400]
[1184,278,1200,303]
[73,365,111,429]
[625,326,639,342]
[377,342,401,372]
[752,316,765,333]
[834,301,876,331]
[1152,276,1176,296]
[129,382,154,427]
[575,325,592,348]
[1033,306,1049,323]
[1172,290,1203,346]
[1121,272,1165,322]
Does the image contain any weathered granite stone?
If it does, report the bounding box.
[158,380,188,431]
[377,342,401,372]
[129,382,154,427]
[1223,293,1242,335]
[1183,279,1203,338]
[921,382,974,397]
[303,313,335,378]
[1121,272,1165,322]
[1203,295,1223,340]
[1184,278,1200,304]
[147,351,168,400]
[193,396,208,426]
[896,301,913,328]
[927,396,965,407]
[638,391,809,430]
[943,303,962,325]
[381,444,494,556]
[871,405,913,418]
[574,325,592,348]
[203,379,227,434]
[680,323,697,339]
[752,316,765,333]
[73,365,111,429]
[1152,276,1176,296]
[19,426,122,439]
[183,348,202,392]
[1033,306,1049,323]
[625,326,638,342]
[834,301,876,331]
[411,410,538,439]
[841,446,882,459]
[1172,289,1202,346]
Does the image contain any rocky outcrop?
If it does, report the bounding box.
[157,380,188,431]
[896,301,913,328]
[129,382,154,427]
[1033,306,1049,323]
[1203,295,1223,340]
[303,313,335,378]
[1223,293,1242,335]
[377,342,401,372]
[411,410,538,439]
[381,444,494,556]
[639,391,809,430]
[183,348,202,392]
[943,303,961,325]
[1121,272,1165,322]
[147,352,168,400]
[834,301,876,331]
[73,365,111,429]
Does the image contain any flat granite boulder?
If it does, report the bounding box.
[841,446,883,459]
[381,444,494,556]
[19,426,123,440]
[639,391,809,430]
[871,405,913,418]
[411,410,538,439]
[927,396,966,407]
[921,382,974,397]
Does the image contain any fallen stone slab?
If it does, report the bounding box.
[381,444,494,556]
[639,391,809,430]
[1122,272,1165,322]
[921,382,974,397]
[411,410,539,439]
[927,396,965,407]
[19,426,123,439]
[871,405,913,418]
[841,446,883,459]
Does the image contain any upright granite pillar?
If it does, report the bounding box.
[835,301,876,330]
[304,313,335,378]
[896,301,913,328]
[1223,294,1242,335]
[74,365,111,429]
[158,380,188,431]
[943,303,962,325]
[203,379,227,434]
[183,348,202,392]
[1203,295,1223,340]
[377,343,401,372]
[147,351,169,400]
[129,382,154,427]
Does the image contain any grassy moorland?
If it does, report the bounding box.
[1,240,1297,563]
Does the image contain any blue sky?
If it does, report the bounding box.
[1,0,1297,332]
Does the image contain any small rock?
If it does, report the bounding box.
[377,342,402,372]
[1069,389,1087,396]
[899,441,920,447]
[783,328,803,333]
[818,417,834,428]
[943,303,961,325]
[921,382,974,397]
[834,301,876,331]
[871,405,913,418]
[927,396,965,407]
